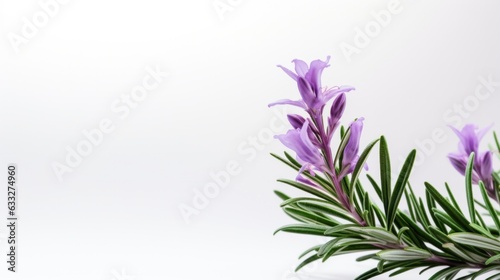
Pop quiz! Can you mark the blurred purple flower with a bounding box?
[269,56,354,115]
[340,118,365,177]
[448,124,494,195]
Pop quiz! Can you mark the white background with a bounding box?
[1,0,500,279]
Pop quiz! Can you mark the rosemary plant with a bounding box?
[270,57,500,279]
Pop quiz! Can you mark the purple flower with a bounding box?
[448,124,494,194]
[328,93,346,140]
[287,114,321,146]
[276,120,325,175]
[287,114,306,129]
[269,57,354,114]
[340,118,364,177]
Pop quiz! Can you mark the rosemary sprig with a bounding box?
[270,56,500,279]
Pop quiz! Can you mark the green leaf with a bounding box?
[405,189,417,221]
[283,207,339,227]
[485,254,500,265]
[475,209,490,234]
[298,244,320,259]
[448,232,500,251]
[317,238,342,257]
[272,153,334,193]
[420,265,440,275]
[379,136,391,214]
[355,260,421,280]
[428,226,453,244]
[427,188,447,233]
[390,265,425,277]
[280,197,327,207]
[442,243,480,264]
[324,224,359,235]
[494,131,500,155]
[362,192,375,226]
[433,210,466,232]
[277,179,339,206]
[479,181,500,233]
[274,190,290,201]
[377,247,432,261]
[297,200,358,224]
[397,212,442,249]
[394,214,427,248]
[318,239,345,261]
[335,127,352,169]
[471,265,500,279]
[426,183,472,231]
[319,237,377,262]
[445,183,463,215]
[371,204,386,228]
[418,197,432,228]
[377,260,385,273]
[356,253,377,262]
[429,266,465,280]
[274,224,330,236]
[387,149,416,231]
[295,253,321,272]
[465,153,476,224]
[346,227,399,244]
[406,185,431,228]
[366,174,382,201]
[469,223,495,239]
[322,244,378,262]
[397,227,409,241]
[280,197,339,223]
[349,138,380,204]
[353,184,364,212]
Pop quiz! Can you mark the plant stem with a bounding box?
[311,112,365,226]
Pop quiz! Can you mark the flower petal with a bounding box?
[277,65,298,81]
[275,121,323,169]
[329,93,346,128]
[450,124,479,155]
[287,114,306,129]
[292,59,309,77]
[305,57,330,94]
[268,99,306,109]
[478,151,493,186]
[297,77,316,107]
[477,124,494,141]
[342,118,364,174]
[323,85,355,103]
[448,153,467,176]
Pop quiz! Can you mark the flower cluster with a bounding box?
[269,57,367,223]
[269,57,359,169]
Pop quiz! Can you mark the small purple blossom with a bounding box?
[269,57,354,115]
[287,114,306,130]
[328,93,346,140]
[287,114,321,146]
[276,120,325,175]
[448,124,495,197]
[340,118,365,177]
